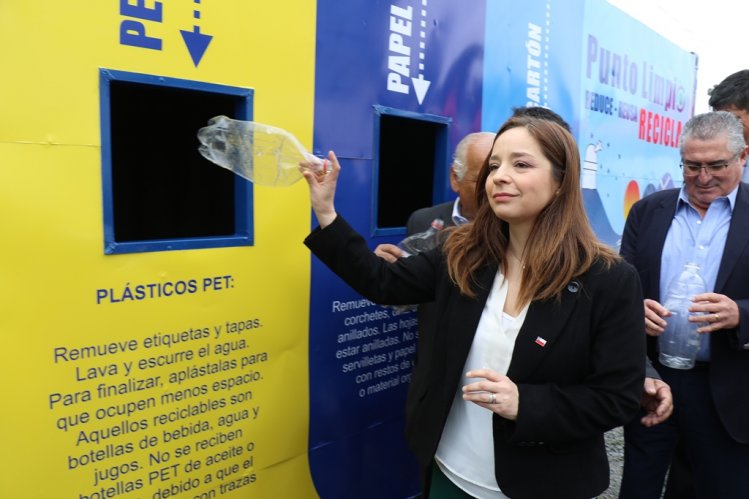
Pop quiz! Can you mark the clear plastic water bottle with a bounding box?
[386,219,445,314]
[197,116,326,187]
[397,218,445,257]
[658,262,707,369]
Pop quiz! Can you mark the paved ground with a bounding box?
[602,426,625,498]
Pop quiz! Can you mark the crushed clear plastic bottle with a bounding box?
[197,115,326,186]
[658,262,707,369]
[385,218,446,314]
[397,218,445,257]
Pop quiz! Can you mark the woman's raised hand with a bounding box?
[300,150,340,228]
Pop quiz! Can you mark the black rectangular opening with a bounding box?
[100,70,253,254]
[375,112,449,229]
[111,83,236,240]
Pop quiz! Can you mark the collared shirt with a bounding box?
[452,198,470,226]
[660,185,738,361]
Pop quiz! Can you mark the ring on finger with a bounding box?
[490,393,496,404]
[714,313,720,322]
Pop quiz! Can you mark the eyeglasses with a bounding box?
[680,156,737,177]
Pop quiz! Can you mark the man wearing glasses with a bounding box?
[619,111,749,498]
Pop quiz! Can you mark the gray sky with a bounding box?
[607,0,748,113]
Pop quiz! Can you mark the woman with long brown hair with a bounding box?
[301,115,645,498]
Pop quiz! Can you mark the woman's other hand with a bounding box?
[463,368,519,420]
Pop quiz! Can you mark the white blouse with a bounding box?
[435,271,529,498]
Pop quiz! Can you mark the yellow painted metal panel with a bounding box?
[0,1,319,497]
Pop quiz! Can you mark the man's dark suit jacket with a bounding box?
[406,200,455,235]
[620,184,749,443]
[306,216,645,498]
[405,201,456,404]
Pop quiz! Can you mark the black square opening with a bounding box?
[109,81,239,242]
[376,113,447,229]
[100,70,253,254]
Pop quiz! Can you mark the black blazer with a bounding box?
[306,216,645,498]
[620,184,749,443]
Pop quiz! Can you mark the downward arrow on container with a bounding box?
[412,75,431,105]
[181,27,213,67]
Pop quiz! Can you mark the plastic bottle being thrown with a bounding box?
[197,115,326,186]
[658,262,707,369]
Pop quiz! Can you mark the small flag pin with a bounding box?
[535,336,547,347]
